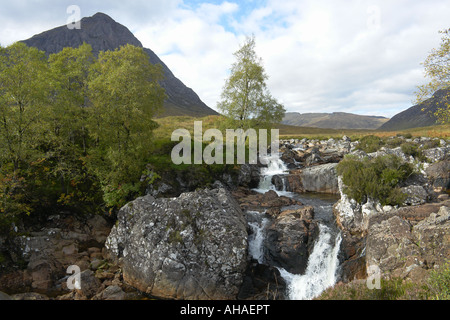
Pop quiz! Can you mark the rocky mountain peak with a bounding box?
[23,12,142,55]
[21,12,218,117]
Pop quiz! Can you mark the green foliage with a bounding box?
[0,42,165,229]
[415,28,450,124]
[0,42,51,171]
[217,36,285,130]
[355,135,384,153]
[86,44,165,208]
[400,142,427,162]
[337,154,414,206]
[317,278,419,300]
[318,261,450,300]
[355,135,440,163]
[427,262,450,300]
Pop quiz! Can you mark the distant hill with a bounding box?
[21,12,218,118]
[379,88,450,131]
[281,112,389,130]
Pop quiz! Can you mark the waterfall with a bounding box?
[247,151,342,300]
[255,153,288,193]
[247,211,270,263]
[278,225,342,300]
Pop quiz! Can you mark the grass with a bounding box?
[317,262,450,300]
[154,115,222,139]
[154,115,450,141]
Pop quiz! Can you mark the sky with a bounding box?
[1,0,449,118]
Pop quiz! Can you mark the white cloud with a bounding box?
[1,0,449,118]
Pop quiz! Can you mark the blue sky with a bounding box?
[1,0,450,118]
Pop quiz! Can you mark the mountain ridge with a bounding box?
[281,112,389,130]
[378,88,449,131]
[21,12,218,118]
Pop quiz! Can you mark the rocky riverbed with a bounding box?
[0,135,448,300]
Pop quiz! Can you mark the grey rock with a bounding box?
[401,185,429,206]
[425,160,450,193]
[105,188,248,300]
[76,270,102,299]
[299,163,339,194]
[271,175,285,191]
[96,285,127,300]
[423,147,450,162]
[238,164,261,188]
[264,207,318,275]
[366,204,450,281]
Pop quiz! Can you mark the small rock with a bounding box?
[90,258,104,270]
[11,292,50,300]
[62,243,78,255]
[96,285,126,300]
[401,185,428,206]
[75,270,102,299]
[437,193,449,201]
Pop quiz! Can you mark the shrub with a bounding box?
[385,137,405,148]
[317,277,422,300]
[356,135,384,153]
[427,262,450,300]
[337,154,414,206]
[317,261,450,300]
[403,133,413,139]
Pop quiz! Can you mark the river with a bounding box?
[248,154,342,300]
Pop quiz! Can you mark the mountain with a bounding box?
[379,88,449,131]
[281,112,389,130]
[21,12,218,118]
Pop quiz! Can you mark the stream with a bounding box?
[248,154,342,300]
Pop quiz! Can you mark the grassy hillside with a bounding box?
[155,115,450,141]
[282,112,389,130]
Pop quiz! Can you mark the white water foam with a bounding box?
[247,211,270,263]
[278,224,342,300]
[255,154,288,192]
[251,152,342,300]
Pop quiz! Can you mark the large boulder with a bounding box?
[299,163,339,194]
[105,188,248,300]
[238,164,261,189]
[232,188,302,214]
[264,206,319,275]
[366,204,450,282]
[425,160,450,193]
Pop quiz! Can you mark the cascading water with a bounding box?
[247,211,270,264]
[278,225,342,300]
[249,153,342,300]
[254,153,288,192]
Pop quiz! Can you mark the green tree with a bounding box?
[48,43,94,154]
[87,44,166,207]
[217,36,285,130]
[47,43,97,197]
[415,28,450,124]
[0,43,55,224]
[0,42,50,172]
